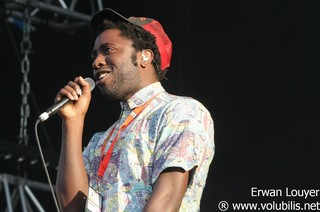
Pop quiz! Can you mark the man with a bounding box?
[55,8,214,211]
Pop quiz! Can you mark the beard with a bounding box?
[99,62,142,101]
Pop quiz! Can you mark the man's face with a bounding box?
[91,29,142,101]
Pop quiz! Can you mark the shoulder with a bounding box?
[160,93,213,121]
[153,93,214,134]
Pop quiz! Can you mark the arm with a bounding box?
[143,167,189,212]
[55,76,92,211]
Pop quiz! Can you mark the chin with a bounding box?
[100,90,118,101]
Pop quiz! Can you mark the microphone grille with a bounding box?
[84,77,95,91]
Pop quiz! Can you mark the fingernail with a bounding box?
[77,88,82,96]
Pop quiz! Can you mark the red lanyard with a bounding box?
[97,95,158,177]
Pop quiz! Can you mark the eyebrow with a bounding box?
[91,43,109,57]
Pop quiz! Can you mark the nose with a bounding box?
[92,54,106,70]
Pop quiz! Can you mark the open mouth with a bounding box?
[94,69,112,84]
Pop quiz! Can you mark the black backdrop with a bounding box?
[1,1,320,211]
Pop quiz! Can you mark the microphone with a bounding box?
[37,77,95,122]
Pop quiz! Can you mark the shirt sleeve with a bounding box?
[151,97,214,184]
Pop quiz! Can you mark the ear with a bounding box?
[140,49,153,67]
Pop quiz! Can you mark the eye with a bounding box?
[91,44,113,61]
[103,46,112,55]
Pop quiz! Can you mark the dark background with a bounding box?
[1,0,320,211]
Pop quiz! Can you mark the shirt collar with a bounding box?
[120,82,165,110]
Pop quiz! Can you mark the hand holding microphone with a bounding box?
[34,76,96,212]
[37,76,95,122]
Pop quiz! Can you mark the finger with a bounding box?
[76,76,92,93]
[67,81,83,97]
[57,84,78,101]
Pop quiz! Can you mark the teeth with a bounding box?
[99,73,107,80]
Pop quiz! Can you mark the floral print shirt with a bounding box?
[83,82,215,211]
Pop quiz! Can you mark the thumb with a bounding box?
[78,76,95,94]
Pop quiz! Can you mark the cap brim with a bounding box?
[89,8,129,37]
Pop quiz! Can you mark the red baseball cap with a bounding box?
[89,8,172,71]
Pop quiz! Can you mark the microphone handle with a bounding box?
[47,97,70,116]
[37,97,70,122]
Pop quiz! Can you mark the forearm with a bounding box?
[56,117,88,211]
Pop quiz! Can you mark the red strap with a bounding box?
[98,128,119,177]
[97,95,158,177]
